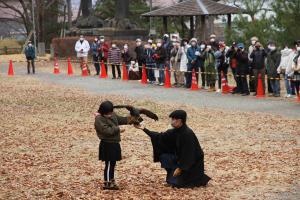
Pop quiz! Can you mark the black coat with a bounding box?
[250,48,267,69]
[236,50,249,75]
[143,124,211,187]
[135,46,145,63]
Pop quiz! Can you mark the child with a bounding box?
[94,101,133,190]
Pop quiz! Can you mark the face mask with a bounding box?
[200,44,205,49]
[100,39,104,42]
[251,40,256,45]
[184,42,188,46]
[191,42,196,46]
[269,46,276,51]
[112,44,116,48]
[80,38,84,41]
[207,45,212,50]
[28,43,32,47]
[136,42,141,46]
[94,39,98,42]
[210,38,215,42]
[297,47,300,51]
[157,43,162,47]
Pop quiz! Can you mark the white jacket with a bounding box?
[178,45,190,72]
[278,48,296,76]
[75,40,90,57]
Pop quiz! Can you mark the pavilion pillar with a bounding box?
[227,14,232,31]
[163,16,168,34]
[199,15,206,41]
[181,16,185,38]
[190,16,194,38]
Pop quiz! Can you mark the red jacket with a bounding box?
[98,42,109,60]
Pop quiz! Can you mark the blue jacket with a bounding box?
[25,46,35,59]
[143,48,155,65]
[91,42,99,56]
[187,46,200,66]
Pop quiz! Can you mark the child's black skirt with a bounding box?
[99,141,121,161]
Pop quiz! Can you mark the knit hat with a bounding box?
[237,43,245,49]
[190,38,197,43]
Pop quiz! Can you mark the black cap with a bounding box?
[169,110,187,123]
[98,101,114,115]
[294,40,300,46]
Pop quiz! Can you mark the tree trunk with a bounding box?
[66,0,72,29]
[81,0,92,17]
[115,0,129,19]
[36,0,45,42]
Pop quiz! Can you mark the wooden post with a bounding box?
[200,15,206,41]
[227,14,232,30]
[190,16,194,38]
[181,16,185,38]
[163,16,168,33]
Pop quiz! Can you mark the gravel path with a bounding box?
[1,62,300,119]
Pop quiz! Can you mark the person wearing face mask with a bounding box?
[250,41,267,95]
[24,41,36,74]
[143,43,156,83]
[226,42,239,93]
[134,110,211,188]
[121,44,133,75]
[170,40,181,87]
[94,101,136,190]
[203,44,216,91]
[177,39,190,87]
[198,41,207,88]
[235,43,250,96]
[292,40,300,98]
[277,45,296,98]
[214,42,229,93]
[108,43,121,79]
[248,36,258,93]
[98,36,109,74]
[75,35,90,73]
[153,39,167,86]
[134,38,145,80]
[208,34,219,51]
[91,37,100,75]
[266,41,281,97]
[186,38,200,88]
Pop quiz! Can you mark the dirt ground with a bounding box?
[0,75,299,200]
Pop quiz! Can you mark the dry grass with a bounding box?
[0,75,299,200]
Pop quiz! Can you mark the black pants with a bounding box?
[217,67,228,89]
[104,161,116,182]
[93,55,100,75]
[27,59,35,74]
[231,68,238,88]
[112,64,121,78]
[237,73,249,94]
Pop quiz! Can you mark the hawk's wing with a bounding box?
[139,108,159,121]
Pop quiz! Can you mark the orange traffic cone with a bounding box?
[191,69,199,90]
[8,60,14,76]
[164,67,171,88]
[53,57,60,74]
[122,63,128,81]
[141,64,147,84]
[81,63,89,76]
[256,74,265,98]
[221,72,231,94]
[67,57,73,76]
[100,60,108,78]
[297,94,300,102]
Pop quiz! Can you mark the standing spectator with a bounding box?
[186,38,200,88]
[266,42,281,97]
[108,43,121,79]
[75,35,90,72]
[24,41,36,74]
[153,39,167,86]
[292,40,300,97]
[248,36,258,92]
[98,36,109,73]
[91,37,100,75]
[121,44,133,74]
[162,34,173,67]
[277,45,296,98]
[198,41,206,88]
[226,42,239,93]
[177,39,190,87]
[203,45,216,91]
[208,34,219,51]
[134,38,144,79]
[236,43,250,96]
[144,42,156,84]
[214,42,228,93]
[170,40,181,87]
[250,42,267,95]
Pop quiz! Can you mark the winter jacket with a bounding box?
[187,46,200,66]
[266,49,281,78]
[94,113,128,143]
[170,46,180,69]
[98,42,109,60]
[214,49,228,70]
[143,48,155,65]
[75,39,90,57]
[91,42,99,56]
[108,47,121,65]
[121,50,133,64]
[278,48,296,77]
[177,45,190,72]
[226,48,238,69]
[25,46,36,59]
[134,45,145,63]
[235,50,249,74]
[250,48,267,69]
[154,47,167,64]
